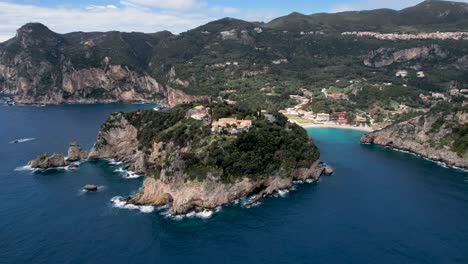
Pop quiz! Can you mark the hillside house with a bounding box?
[212,118,252,134]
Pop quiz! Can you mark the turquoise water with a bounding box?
[1,104,468,263]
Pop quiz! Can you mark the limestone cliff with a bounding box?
[87,112,146,174]
[361,111,468,169]
[364,45,448,67]
[90,104,325,215]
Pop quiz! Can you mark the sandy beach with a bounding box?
[296,122,375,132]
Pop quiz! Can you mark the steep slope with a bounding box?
[0,23,174,104]
[361,106,468,169]
[267,0,468,32]
[0,1,467,111]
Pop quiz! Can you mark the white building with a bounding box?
[315,113,330,122]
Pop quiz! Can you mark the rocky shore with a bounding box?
[128,161,327,215]
[360,112,468,169]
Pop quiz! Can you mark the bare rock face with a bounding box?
[364,45,447,67]
[166,87,209,108]
[28,153,68,169]
[129,162,325,215]
[88,113,145,174]
[67,141,88,162]
[361,113,468,169]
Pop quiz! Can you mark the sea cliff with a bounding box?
[361,110,468,169]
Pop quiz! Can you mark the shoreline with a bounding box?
[362,143,468,172]
[297,122,376,132]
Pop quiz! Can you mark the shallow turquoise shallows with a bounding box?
[1,103,468,264]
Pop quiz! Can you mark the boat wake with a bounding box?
[9,137,35,144]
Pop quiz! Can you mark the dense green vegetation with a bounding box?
[267,0,468,32]
[121,103,319,182]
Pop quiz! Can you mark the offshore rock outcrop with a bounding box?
[67,141,88,162]
[90,104,326,215]
[28,141,88,169]
[28,153,67,169]
[361,111,468,169]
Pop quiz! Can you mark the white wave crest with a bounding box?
[107,159,123,165]
[14,165,36,172]
[10,137,35,144]
[163,209,214,220]
[110,196,154,213]
[123,171,142,179]
[113,167,142,179]
[278,189,289,197]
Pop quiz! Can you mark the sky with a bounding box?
[0,0,464,41]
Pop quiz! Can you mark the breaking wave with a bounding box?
[113,167,142,179]
[110,196,154,213]
[161,208,215,220]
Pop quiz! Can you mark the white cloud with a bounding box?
[125,0,205,10]
[210,6,240,15]
[329,4,356,13]
[0,1,215,41]
[85,5,118,11]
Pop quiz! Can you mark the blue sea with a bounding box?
[1,103,468,264]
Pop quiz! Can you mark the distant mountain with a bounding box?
[267,0,468,32]
[0,0,466,111]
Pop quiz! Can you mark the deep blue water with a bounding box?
[1,104,468,264]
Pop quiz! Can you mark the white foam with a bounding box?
[278,189,289,197]
[107,159,123,165]
[110,196,154,213]
[10,137,35,144]
[14,165,36,172]
[14,164,75,173]
[113,167,142,179]
[123,171,142,179]
[163,209,214,220]
[306,179,315,183]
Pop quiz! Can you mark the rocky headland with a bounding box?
[88,103,328,215]
[361,110,468,169]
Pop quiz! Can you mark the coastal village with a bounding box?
[279,93,375,131]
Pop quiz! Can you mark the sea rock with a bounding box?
[67,141,88,161]
[324,165,334,175]
[83,184,98,192]
[28,153,67,169]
